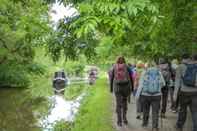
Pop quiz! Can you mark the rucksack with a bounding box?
[182,64,197,88]
[114,63,129,85]
[159,64,171,85]
[142,68,161,95]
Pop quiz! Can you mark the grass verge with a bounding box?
[71,77,113,131]
[64,83,87,100]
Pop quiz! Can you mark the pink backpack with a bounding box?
[114,64,129,84]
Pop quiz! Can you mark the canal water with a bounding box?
[0,88,45,131]
[0,84,86,131]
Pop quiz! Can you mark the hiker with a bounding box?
[128,63,136,92]
[128,63,137,81]
[110,56,133,126]
[174,54,197,131]
[108,64,114,85]
[134,62,145,119]
[136,61,165,131]
[169,60,179,112]
[158,58,171,118]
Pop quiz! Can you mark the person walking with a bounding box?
[174,54,197,131]
[134,63,145,119]
[158,58,172,118]
[136,61,165,131]
[110,56,133,126]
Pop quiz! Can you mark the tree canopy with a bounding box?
[47,0,196,62]
[0,0,51,86]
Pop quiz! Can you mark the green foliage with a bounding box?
[53,121,73,131]
[26,63,46,75]
[46,0,161,60]
[47,0,196,61]
[27,75,53,98]
[71,78,113,131]
[0,0,52,87]
[0,63,29,87]
[64,84,86,100]
[64,61,85,77]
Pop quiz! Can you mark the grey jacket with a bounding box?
[173,60,197,101]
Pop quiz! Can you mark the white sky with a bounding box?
[50,1,77,23]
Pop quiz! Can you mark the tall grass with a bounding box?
[71,78,113,131]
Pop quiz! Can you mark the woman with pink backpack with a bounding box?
[110,56,134,126]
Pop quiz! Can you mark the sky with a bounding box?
[50,1,77,24]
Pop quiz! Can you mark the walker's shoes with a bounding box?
[123,119,128,125]
[136,115,141,120]
[142,123,148,128]
[152,128,159,131]
[117,121,122,127]
[175,126,183,131]
[172,110,177,113]
[176,128,183,131]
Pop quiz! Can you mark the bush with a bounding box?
[0,63,29,87]
[53,121,73,131]
[64,61,85,77]
[64,84,86,100]
[26,63,46,75]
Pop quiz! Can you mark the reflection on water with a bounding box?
[0,87,85,131]
[40,93,85,131]
[0,88,44,131]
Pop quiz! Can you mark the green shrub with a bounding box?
[26,63,46,75]
[64,61,85,77]
[64,84,86,100]
[53,121,73,131]
[0,63,29,87]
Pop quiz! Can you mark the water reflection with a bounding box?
[0,84,86,131]
[40,93,85,131]
[0,88,43,131]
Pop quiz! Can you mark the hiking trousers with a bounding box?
[141,95,161,128]
[161,86,169,114]
[136,97,142,114]
[176,92,197,131]
[115,93,128,123]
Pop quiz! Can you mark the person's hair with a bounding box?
[147,61,157,67]
[159,58,168,64]
[116,56,126,64]
[192,54,197,61]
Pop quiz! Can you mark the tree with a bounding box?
[47,0,196,61]
[47,0,161,61]
[0,0,51,87]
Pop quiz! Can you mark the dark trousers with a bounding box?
[161,87,169,114]
[115,93,128,123]
[141,95,161,128]
[136,97,142,114]
[176,92,197,131]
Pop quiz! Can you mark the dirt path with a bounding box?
[112,96,192,131]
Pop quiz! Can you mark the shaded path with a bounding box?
[112,96,192,131]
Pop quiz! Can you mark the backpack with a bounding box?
[159,64,171,85]
[142,68,161,95]
[114,63,129,85]
[182,64,197,88]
